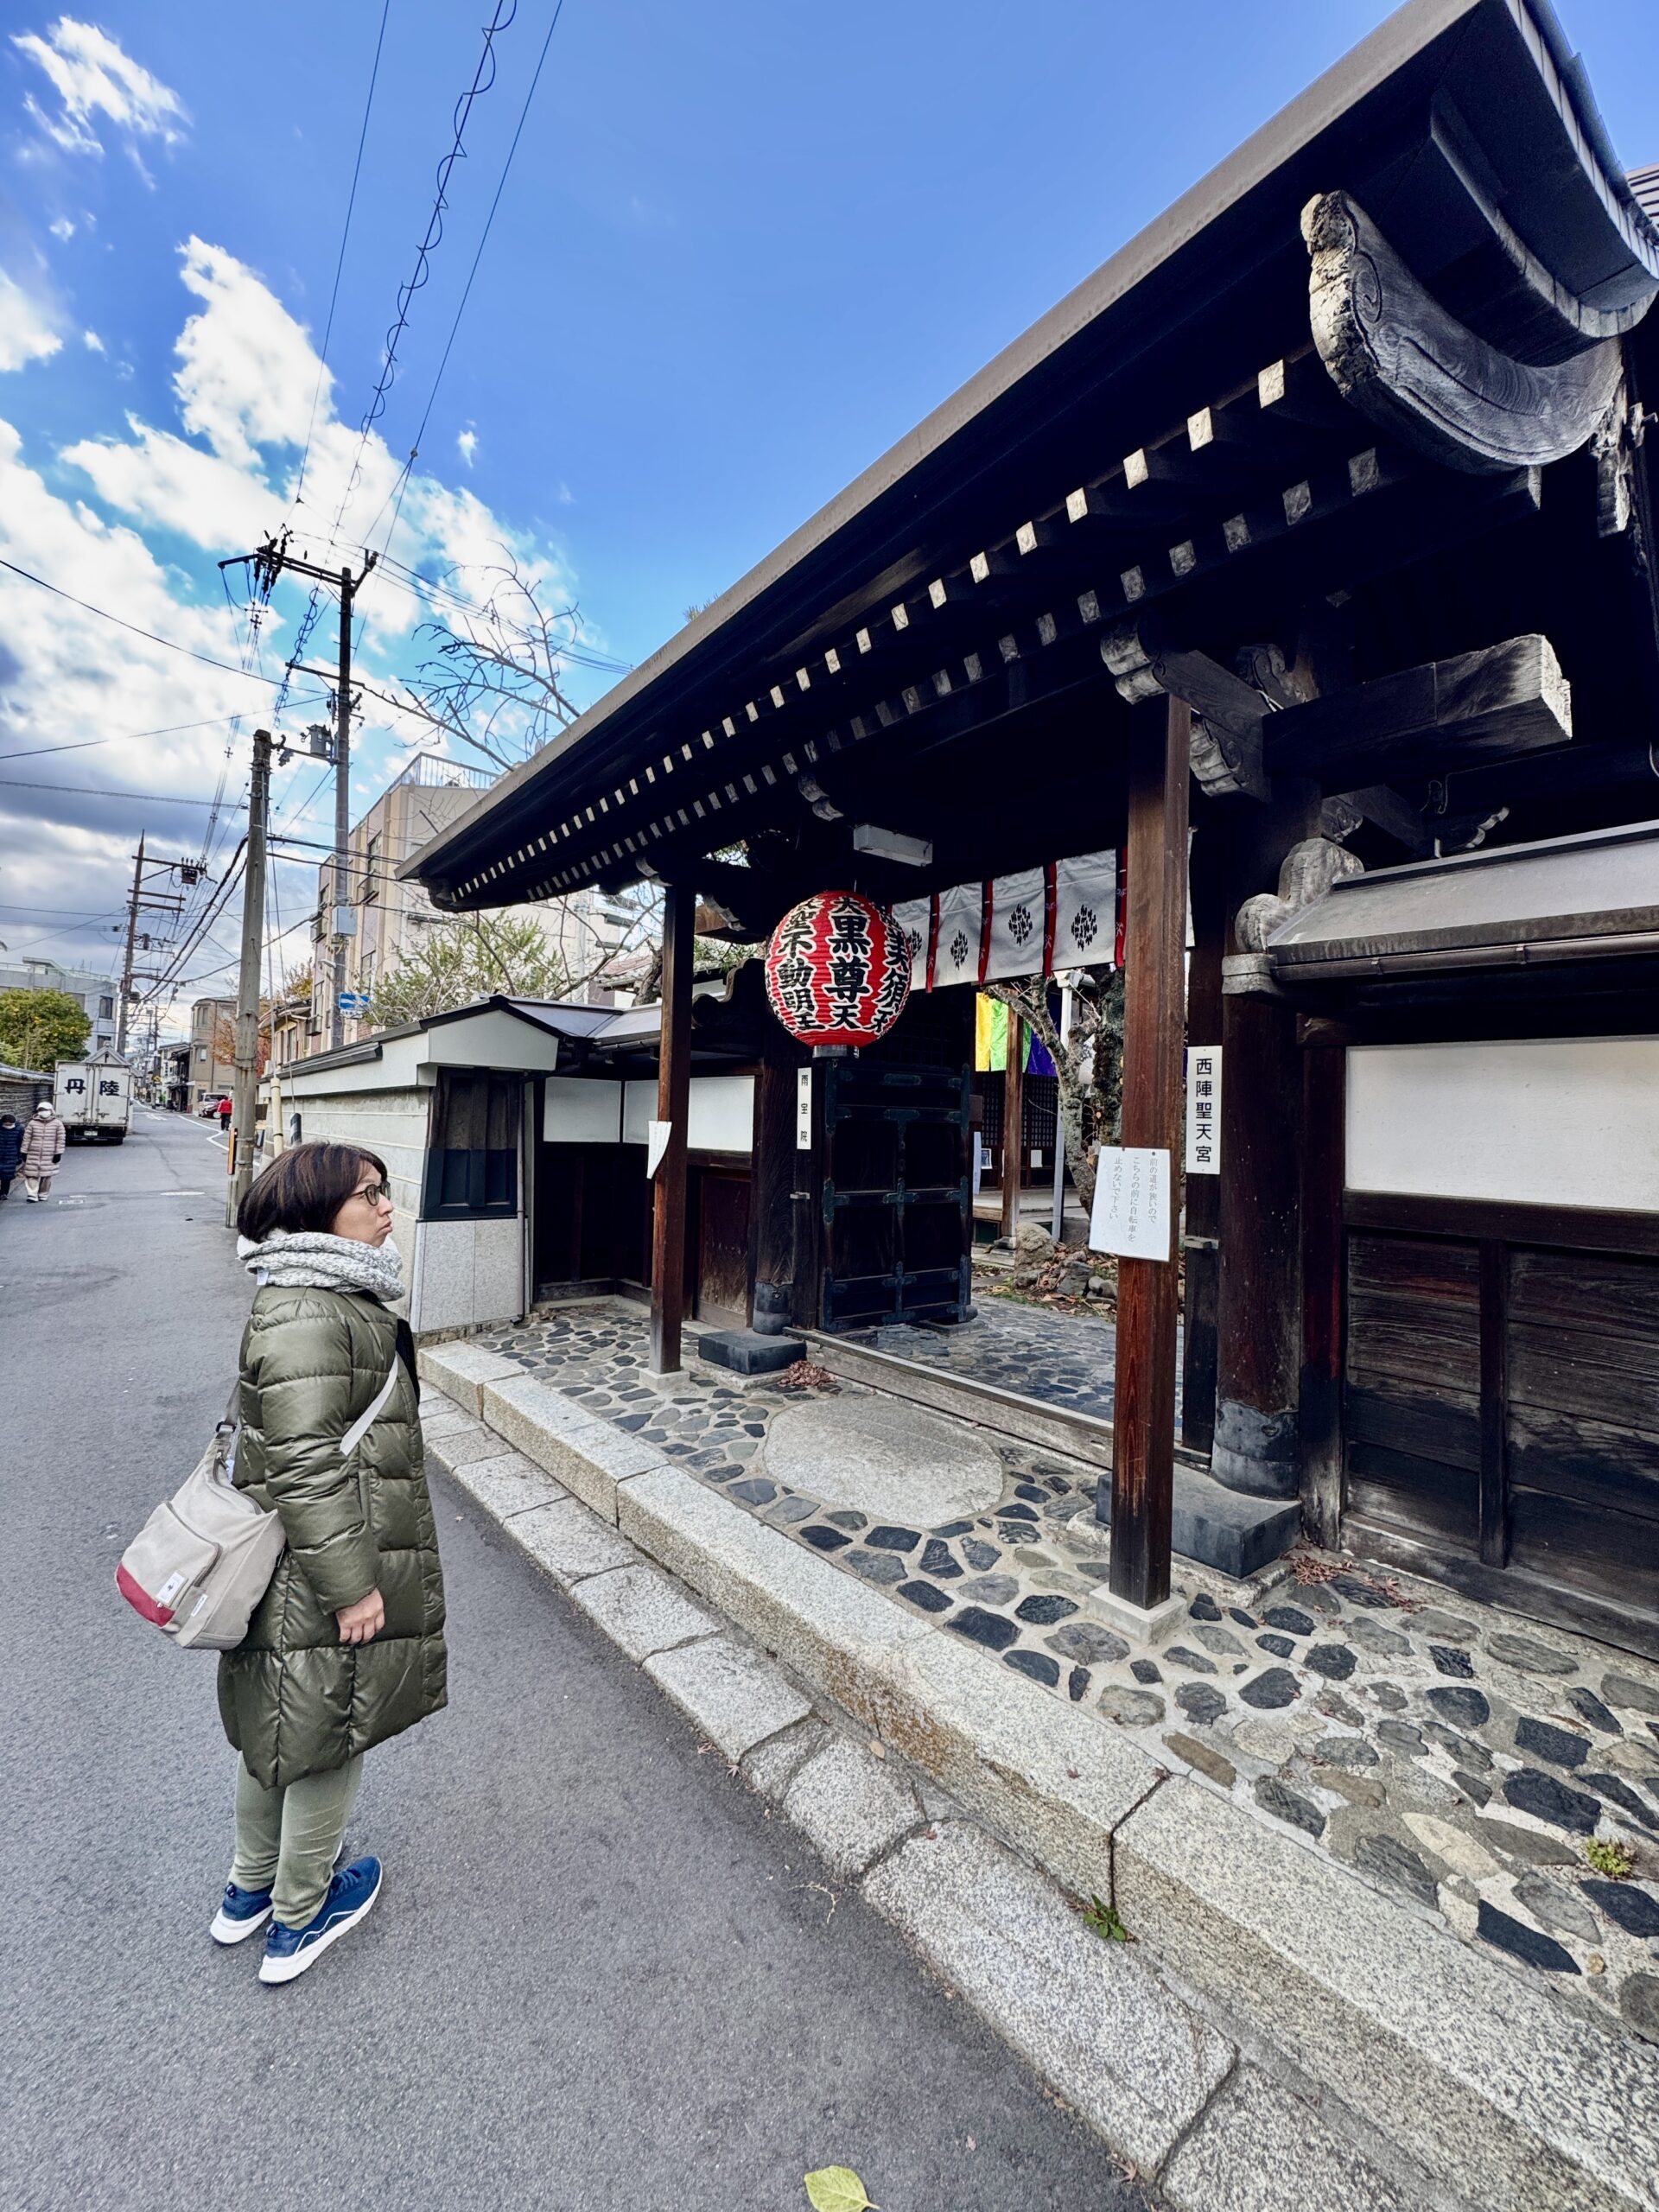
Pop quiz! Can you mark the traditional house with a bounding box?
[403,0,1659,1660]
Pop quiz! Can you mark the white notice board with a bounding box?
[1185,1046,1222,1175]
[796,1066,812,1150]
[1090,1146,1173,1262]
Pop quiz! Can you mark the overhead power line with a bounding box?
[0,556,296,686]
[293,0,394,512]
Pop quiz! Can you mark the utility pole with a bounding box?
[226,728,272,1228]
[115,842,194,1058]
[218,534,378,1052]
[332,564,356,1050]
[116,833,145,1058]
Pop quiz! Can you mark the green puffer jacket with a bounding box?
[217,1285,447,1788]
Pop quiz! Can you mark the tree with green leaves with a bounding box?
[369,912,573,1030]
[0,988,92,1072]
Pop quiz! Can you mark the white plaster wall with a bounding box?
[543,1077,623,1141]
[1345,1035,1659,1210]
[621,1074,753,1154]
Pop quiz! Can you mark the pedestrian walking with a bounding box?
[21,1102,64,1201]
[0,1112,22,1199]
[218,1096,232,1135]
[213,1141,446,1985]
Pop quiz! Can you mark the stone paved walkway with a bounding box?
[477,1298,1659,2045]
[843,1295,1123,1421]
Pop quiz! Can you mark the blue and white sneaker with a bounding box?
[210,1880,274,1946]
[257,1856,382,1985]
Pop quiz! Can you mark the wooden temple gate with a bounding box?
[410,0,1659,1652]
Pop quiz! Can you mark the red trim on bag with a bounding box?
[116,1561,174,1626]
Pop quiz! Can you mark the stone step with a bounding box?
[1172,1462,1303,1580]
[422,1338,1659,2212]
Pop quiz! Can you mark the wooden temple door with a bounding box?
[817,1060,972,1331]
[696,1168,752,1330]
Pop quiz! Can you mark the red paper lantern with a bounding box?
[763,890,912,1052]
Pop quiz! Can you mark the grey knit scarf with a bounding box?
[237,1229,404,1305]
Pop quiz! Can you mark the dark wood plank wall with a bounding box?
[1505,1245,1659,1613]
[1342,1211,1659,1621]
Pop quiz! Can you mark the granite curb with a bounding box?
[417,1344,1659,2212]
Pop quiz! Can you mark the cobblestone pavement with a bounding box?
[480,1300,1659,2044]
[843,1298,1122,1421]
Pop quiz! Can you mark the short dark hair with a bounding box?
[237,1140,389,1243]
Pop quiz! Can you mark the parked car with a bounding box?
[198,1094,232,1120]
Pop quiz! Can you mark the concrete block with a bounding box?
[1172,1465,1301,1580]
[480,1373,607,1482]
[619,1467,933,1726]
[1160,2066,1413,2212]
[425,1420,513,1469]
[442,1448,566,1522]
[865,1823,1232,2172]
[698,1329,805,1375]
[782,1739,920,1877]
[416,1401,472,1440]
[567,1562,718,1662]
[645,1636,814,1762]
[552,1421,671,1525]
[1114,1777,1659,2212]
[416,1339,521,1417]
[866,1633,1162,1905]
[741,1719,830,1803]
[507,1497,639,1588]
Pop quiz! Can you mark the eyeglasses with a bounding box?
[353,1181,392,1207]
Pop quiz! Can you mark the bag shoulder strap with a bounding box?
[339,1363,400,1461]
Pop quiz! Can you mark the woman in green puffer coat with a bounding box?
[213,1140,446,1985]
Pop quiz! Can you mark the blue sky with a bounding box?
[0,0,1654,1013]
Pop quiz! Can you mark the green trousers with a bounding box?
[229,1753,364,1929]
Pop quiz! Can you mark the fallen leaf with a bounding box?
[804,2166,878,2212]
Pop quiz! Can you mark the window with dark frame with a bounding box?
[423,1068,520,1218]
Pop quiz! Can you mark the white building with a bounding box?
[0,956,120,1055]
[301,753,639,1053]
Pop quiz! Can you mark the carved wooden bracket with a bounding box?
[1236,836,1364,952]
[1302,189,1624,476]
[1101,620,1271,802]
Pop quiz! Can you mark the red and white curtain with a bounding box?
[899,848,1118,988]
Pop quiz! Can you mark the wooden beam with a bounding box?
[1324,783,1431,858]
[1264,633,1570,786]
[1304,191,1624,474]
[649,880,695,1374]
[1000,1011,1025,1241]
[1107,694,1190,1611]
[1102,620,1270,801]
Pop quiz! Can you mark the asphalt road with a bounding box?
[0,1109,1156,2212]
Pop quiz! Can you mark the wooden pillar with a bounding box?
[1180,824,1226,1458]
[1212,973,1304,1496]
[999,1010,1025,1240]
[1108,695,1190,1611]
[649,881,694,1374]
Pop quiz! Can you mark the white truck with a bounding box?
[54,1054,132,1144]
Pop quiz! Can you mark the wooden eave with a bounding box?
[404,0,1658,924]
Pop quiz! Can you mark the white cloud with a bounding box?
[457,426,477,468]
[3,233,598,1001]
[81,327,103,352]
[0,268,61,371]
[12,17,187,161]
[48,215,75,241]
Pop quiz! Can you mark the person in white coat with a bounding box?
[21,1103,65,1200]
